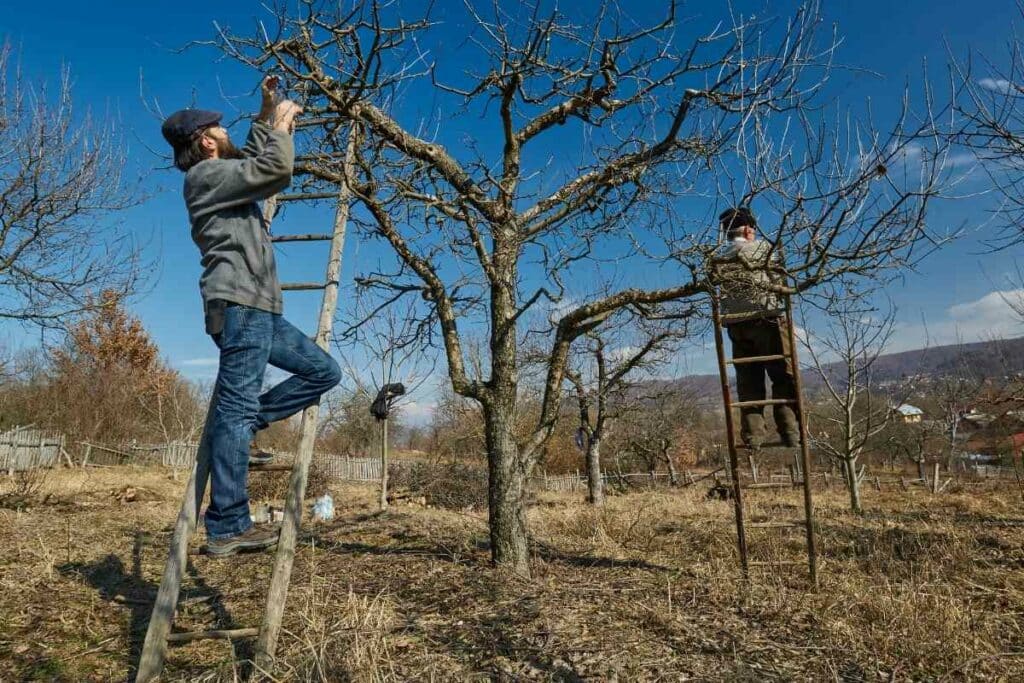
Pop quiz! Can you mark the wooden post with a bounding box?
[874,476,881,492]
[9,428,18,477]
[256,126,356,671]
[932,462,940,495]
[379,419,389,511]
[81,443,92,468]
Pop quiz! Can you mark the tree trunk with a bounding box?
[845,456,862,513]
[665,449,680,486]
[917,458,927,481]
[484,399,530,577]
[586,437,604,506]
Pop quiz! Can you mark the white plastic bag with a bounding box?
[312,493,334,521]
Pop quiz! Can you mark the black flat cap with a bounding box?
[719,206,757,231]
[161,109,222,147]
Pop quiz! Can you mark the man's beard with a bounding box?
[217,138,244,159]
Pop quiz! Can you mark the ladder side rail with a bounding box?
[710,293,749,575]
[255,125,357,668]
[136,393,217,682]
[783,292,818,585]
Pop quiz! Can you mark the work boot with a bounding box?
[773,406,800,446]
[206,525,280,557]
[249,448,274,467]
[740,411,766,450]
[780,431,801,448]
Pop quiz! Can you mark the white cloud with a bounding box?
[978,78,1015,94]
[943,150,980,170]
[947,289,1024,337]
[399,400,436,424]
[179,357,219,367]
[605,344,641,363]
[889,289,1024,352]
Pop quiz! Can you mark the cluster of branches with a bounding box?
[203,0,956,574]
[0,42,145,328]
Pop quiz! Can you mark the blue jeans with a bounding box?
[204,304,341,539]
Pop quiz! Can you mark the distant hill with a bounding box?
[667,336,1024,401]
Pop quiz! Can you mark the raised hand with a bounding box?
[273,99,303,133]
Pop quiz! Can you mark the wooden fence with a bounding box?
[313,453,385,481]
[537,471,683,493]
[77,441,199,469]
[0,426,66,472]
[73,441,391,482]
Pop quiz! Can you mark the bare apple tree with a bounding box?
[205,1,954,575]
[0,43,143,328]
[801,289,903,513]
[563,314,687,505]
[337,298,432,511]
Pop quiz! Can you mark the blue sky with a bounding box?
[3,0,1023,419]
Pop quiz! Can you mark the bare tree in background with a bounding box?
[802,290,902,513]
[0,43,143,328]
[615,384,705,487]
[931,348,983,470]
[207,1,954,575]
[563,315,686,505]
[338,299,431,511]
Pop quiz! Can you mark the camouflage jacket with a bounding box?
[712,239,784,325]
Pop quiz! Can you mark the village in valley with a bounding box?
[1,1,1023,681]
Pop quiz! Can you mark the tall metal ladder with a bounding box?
[709,289,818,584]
[136,129,357,682]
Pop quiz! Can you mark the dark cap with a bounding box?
[719,206,757,232]
[161,109,222,147]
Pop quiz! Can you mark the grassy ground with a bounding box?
[0,466,1021,681]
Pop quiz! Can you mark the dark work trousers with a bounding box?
[725,316,800,447]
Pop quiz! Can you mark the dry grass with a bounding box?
[0,466,1022,681]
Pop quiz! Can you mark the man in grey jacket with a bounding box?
[713,207,800,450]
[162,78,341,556]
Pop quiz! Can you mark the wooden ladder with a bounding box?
[136,129,357,682]
[709,290,818,584]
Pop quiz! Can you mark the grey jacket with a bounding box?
[184,121,294,314]
[713,239,784,325]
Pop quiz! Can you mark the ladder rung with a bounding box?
[276,192,339,202]
[718,311,784,322]
[167,627,258,643]
[271,233,334,243]
[743,482,793,489]
[249,464,293,472]
[282,282,329,291]
[739,441,798,449]
[731,398,798,408]
[748,521,804,528]
[728,354,788,365]
[748,560,805,566]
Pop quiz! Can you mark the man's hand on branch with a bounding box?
[257,75,279,123]
[274,100,303,133]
